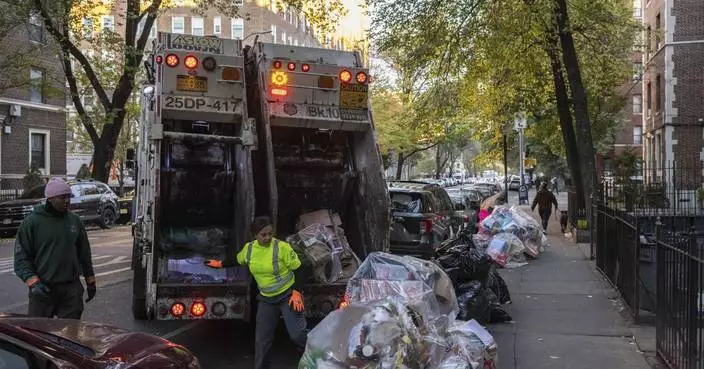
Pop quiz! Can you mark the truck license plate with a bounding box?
[2,218,11,225]
[120,209,128,214]
[163,95,240,113]
[176,75,208,92]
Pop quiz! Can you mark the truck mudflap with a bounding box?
[302,283,346,318]
[155,284,250,320]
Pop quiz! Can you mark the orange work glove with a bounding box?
[204,259,223,268]
[289,290,304,312]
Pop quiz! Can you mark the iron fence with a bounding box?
[656,225,704,369]
[599,161,704,216]
[594,203,645,321]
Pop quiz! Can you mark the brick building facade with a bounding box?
[0,13,67,190]
[642,0,704,189]
[598,0,646,176]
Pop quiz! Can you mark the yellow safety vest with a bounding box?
[236,239,301,297]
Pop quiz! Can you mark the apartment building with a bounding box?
[0,12,67,189]
[642,0,704,187]
[598,0,646,176]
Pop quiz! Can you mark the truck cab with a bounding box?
[245,42,390,317]
[132,33,256,320]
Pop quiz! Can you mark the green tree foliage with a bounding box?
[369,0,638,203]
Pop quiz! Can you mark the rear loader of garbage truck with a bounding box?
[132,33,257,320]
[245,42,390,317]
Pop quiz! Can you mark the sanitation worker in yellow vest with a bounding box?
[205,216,308,369]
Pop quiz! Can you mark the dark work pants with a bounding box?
[254,291,308,369]
[27,279,84,319]
[539,208,552,231]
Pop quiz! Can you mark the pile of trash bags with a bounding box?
[299,252,498,369]
[287,210,361,284]
[435,231,513,325]
[476,205,549,266]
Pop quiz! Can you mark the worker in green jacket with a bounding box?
[205,216,308,369]
[14,178,97,319]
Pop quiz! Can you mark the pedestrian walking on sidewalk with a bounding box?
[205,216,308,369]
[14,178,97,319]
[531,182,559,232]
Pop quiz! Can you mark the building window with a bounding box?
[281,32,286,44]
[29,130,49,172]
[29,68,44,103]
[231,18,244,39]
[271,25,277,43]
[633,126,643,145]
[270,0,276,12]
[632,94,642,114]
[646,26,651,57]
[214,16,222,35]
[137,18,158,41]
[655,74,661,112]
[655,13,661,50]
[233,0,243,5]
[288,35,292,45]
[172,16,185,34]
[633,0,641,18]
[83,17,93,38]
[192,17,204,36]
[646,82,651,114]
[101,15,114,33]
[28,11,44,43]
[632,62,642,82]
[294,39,299,46]
[293,9,298,28]
[83,91,94,107]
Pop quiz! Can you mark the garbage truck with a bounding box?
[244,42,390,317]
[131,33,257,320]
[132,33,389,321]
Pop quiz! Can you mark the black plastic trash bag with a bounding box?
[485,268,512,304]
[456,281,491,324]
[460,248,493,283]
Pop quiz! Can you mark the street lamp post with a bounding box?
[502,123,511,200]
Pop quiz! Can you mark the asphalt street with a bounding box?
[0,225,301,369]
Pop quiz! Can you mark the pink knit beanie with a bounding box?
[44,178,71,199]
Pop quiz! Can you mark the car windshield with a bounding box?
[19,186,46,199]
[390,191,423,213]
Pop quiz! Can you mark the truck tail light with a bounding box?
[202,56,216,71]
[271,88,288,96]
[355,71,368,84]
[184,55,198,69]
[171,303,185,317]
[211,302,226,316]
[271,71,288,86]
[339,70,352,83]
[273,60,282,69]
[155,55,163,64]
[191,302,206,317]
[165,53,179,67]
[287,62,296,71]
[301,63,310,72]
[339,294,350,309]
[420,219,433,234]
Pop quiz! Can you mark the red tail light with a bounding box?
[191,302,206,317]
[287,62,296,71]
[170,303,185,317]
[338,294,350,309]
[420,219,433,234]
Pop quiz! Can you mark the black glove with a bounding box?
[85,283,96,302]
[29,282,50,300]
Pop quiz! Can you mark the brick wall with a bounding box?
[0,12,67,190]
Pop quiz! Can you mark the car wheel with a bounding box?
[99,207,116,229]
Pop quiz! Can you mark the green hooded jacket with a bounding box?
[14,203,94,284]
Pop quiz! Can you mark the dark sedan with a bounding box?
[0,315,200,368]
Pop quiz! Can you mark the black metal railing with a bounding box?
[594,203,644,321]
[656,225,704,369]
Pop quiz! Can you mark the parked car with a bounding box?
[446,188,477,229]
[475,182,502,195]
[388,181,464,259]
[0,180,119,235]
[0,314,201,368]
[508,178,521,191]
[460,188,483,211]
[117,189,135,224]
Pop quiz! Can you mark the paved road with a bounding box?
[0,226,300,368]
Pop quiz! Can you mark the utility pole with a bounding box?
[515,114,529,205]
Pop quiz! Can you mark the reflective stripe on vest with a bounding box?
[245,239,294,294]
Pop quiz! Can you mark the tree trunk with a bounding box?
[395,153,406,180]
[554,0,596,207]
[546,40,586,210]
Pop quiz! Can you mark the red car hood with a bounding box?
[2,317,194,367]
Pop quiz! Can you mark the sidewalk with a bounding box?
[489,194,651,369]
